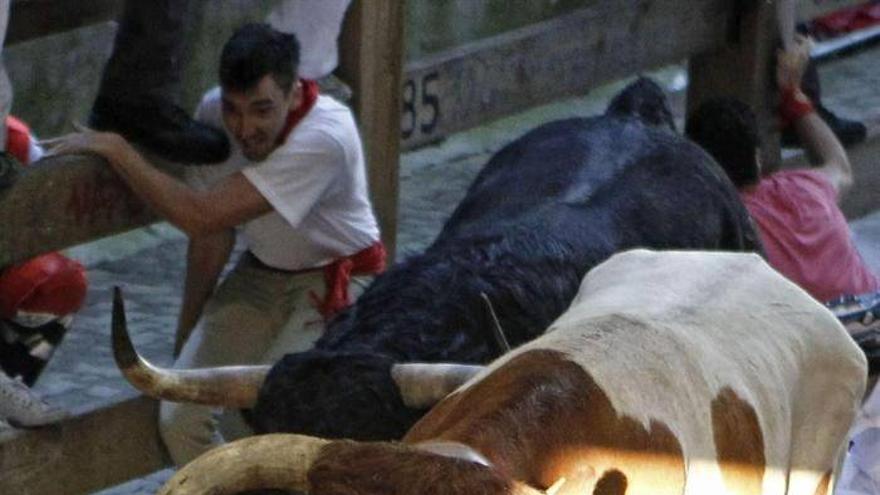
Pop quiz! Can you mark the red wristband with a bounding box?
[779,86,815,128]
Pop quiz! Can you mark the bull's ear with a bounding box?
[390,363,485,408]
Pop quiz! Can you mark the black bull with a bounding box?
[247,79,763,440]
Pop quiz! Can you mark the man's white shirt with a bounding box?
[187,87,379,270]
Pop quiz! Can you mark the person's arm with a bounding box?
[776,0,796,50]
[175,228,235,356]
[791,110,853,196]
[778,35,853,197]
[46,129,273,236]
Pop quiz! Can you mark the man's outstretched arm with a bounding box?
[46,128,272,236]
[778,35,853,197]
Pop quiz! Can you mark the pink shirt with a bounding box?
[741,169,879,302]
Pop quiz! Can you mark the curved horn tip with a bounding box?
[111,286,138,369]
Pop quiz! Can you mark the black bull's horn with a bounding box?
[112,287,486,408]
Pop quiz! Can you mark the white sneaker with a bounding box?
[0,372,67,428]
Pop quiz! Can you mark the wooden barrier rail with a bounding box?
[0,154,172,268]
[400,1,733,150]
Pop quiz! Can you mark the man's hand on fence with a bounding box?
[41,123,131,165]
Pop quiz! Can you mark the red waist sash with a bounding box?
[310,241,386,320]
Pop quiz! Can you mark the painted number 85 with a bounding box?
[402,72,440,140]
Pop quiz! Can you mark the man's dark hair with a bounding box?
[685,97,761,188]
[219,23,300,93]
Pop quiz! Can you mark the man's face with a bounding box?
[221,75,301,161]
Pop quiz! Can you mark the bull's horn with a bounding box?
[112,287,270,408]
[158,433,330,495]
[391,363,485,408]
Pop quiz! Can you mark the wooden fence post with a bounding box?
[687,0,781,171]
[337,0,406,261]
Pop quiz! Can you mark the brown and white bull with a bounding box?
[118,250,866,494]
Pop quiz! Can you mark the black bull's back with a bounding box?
[252,113,762,440]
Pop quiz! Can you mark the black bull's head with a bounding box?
[113,78,762,441]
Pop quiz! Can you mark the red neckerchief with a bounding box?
[310,242,387,321]
[276,79,319,145]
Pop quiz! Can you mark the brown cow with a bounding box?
[118,250,866,494]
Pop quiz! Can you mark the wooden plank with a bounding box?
[797,0,869,23]
[337,0,406,260]
[0,153,179,268]
[687,0,782,172]
[6,0,122,45]
[0,394,167,495]
[399,0,732,150]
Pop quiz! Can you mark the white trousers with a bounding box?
[159,253,369,465]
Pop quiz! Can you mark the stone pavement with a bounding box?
[2,46,878,494]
